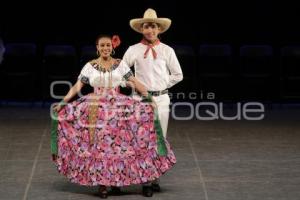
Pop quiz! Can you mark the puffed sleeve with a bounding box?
[77,62,94,84]
[116,60,134,81]
[122,46,135,67]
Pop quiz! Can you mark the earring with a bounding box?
[96,50,100,57]
[111,49,115,56]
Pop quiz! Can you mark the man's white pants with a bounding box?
[148,94,170,185]
[152,94,170,138]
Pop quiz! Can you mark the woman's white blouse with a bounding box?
[78,60,133,88]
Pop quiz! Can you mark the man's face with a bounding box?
[141,22,161,43]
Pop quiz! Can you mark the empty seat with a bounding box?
[199,44,232,75]
[1,43,38,101]
[239,45,277,101]
[240,45,273,76]
[198,44,235,101]
[42,45,77,101]
[170,44,196,102]
[280,45,300,100]
[80,45,97,67]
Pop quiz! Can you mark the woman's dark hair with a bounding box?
[95,34,112,44]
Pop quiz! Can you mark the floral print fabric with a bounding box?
[54,89,176,186]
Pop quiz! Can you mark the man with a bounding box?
[123,8,183,197]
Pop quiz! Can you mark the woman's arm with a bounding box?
[53,80,85,112]
[127,76,148,97]
[62,80,85,102]
[127,76,157,109]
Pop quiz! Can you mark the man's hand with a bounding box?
[126,80,135,88]
[141,91,148,97]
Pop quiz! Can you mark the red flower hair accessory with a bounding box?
[112,35,121,49]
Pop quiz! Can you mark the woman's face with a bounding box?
[96,37,112,58]
[141,22,161,43]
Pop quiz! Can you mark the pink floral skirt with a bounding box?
[54,89,176,186]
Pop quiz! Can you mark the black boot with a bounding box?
[142,185,153,197]
[152,183,161,192]
[111,186,121,195]
[99,185,108,199]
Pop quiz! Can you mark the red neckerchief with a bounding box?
[140,39,160,59]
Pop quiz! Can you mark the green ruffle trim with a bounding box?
[50,111,58,155]
[154,108,168,156]
[143,94,168,156]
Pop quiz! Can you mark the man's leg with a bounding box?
[153,94,170,138]
[141,94,170,195]
[151,178,161,192]
[151,94,170,192]
[142,182,153,197]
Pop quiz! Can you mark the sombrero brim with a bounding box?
[130,18,171,34]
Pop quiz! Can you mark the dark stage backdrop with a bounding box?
[1,0,300,103]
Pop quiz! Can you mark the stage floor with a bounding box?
[0,107,300,200]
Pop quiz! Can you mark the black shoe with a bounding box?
[142,186,153,197]
[99,185,108,199]
[111,186,121,195]
[152,183,161,192]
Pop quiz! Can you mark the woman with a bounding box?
[51,34,176,198]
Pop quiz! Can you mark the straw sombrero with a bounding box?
[130,8,171,34]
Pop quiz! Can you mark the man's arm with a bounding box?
[167,48,183,88]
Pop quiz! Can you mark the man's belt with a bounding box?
[148,89,168,96]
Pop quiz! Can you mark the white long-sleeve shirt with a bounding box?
[123,42,183,91]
